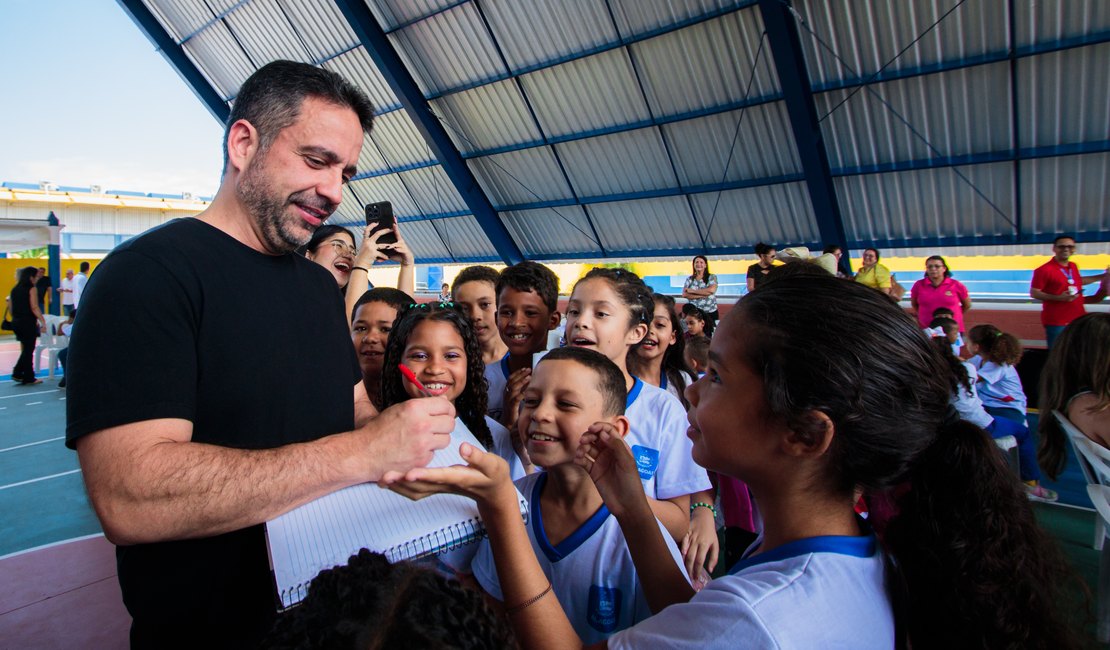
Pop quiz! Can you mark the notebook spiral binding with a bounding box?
[277,519,488,608]
[386,517,484,563]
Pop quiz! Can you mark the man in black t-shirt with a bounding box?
[34,266,51,312]
[65,61,456,649]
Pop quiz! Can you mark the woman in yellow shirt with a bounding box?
[855,248,896,297]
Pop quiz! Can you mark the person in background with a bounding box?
[911,255,972,331]
[822,244,850,278]
[58,269,76,316]
[681,303,713,339]
[630,293,696,409]
[683,255,719,326]
[439,282,452,302]
[298,224,357,288]
[854,248,897,298]
[683,335,710,376]
[73,261,90,311]
[9,266,46,385]
[1030,235,1108,348]
[35,266,51,313]
[1038,313,1110,475]
[452,266,507,365]
[349,287,415,412]
[745,244,776,292]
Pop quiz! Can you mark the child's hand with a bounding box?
[682,508,719,586]
[501,368,531,427]
[575,422,644,517]
[381,443,514,507]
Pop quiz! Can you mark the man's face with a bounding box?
[65,270,73,280]
[1053,238,1076,262]
[237,97,363,254]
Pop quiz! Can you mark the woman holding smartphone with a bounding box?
[344,221,415,326]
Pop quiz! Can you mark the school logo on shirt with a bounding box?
[587,585,622,633]
[630,445,659,480]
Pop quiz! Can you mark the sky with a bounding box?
[0,0,223,196]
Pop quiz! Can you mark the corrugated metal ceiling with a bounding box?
[128,0,1110,264]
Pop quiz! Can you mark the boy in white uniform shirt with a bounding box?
[471,347,688,643]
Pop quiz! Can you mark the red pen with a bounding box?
[398,364,432,397]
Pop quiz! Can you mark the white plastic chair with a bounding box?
[34,314,69,379]
[1057,410,1110,643]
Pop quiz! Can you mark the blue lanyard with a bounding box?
[1060,265,1074,284]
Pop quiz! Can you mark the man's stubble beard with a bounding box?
[239,152,314,255]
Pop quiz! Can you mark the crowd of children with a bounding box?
[277,251,1092,647]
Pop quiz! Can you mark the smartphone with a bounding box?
[364,201,397,245]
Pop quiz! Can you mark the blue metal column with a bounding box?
[116,0,230,123]
[757,0,849,258]
[333,0,526,265]
[47,212,61,316]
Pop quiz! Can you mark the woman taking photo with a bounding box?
[683,255,719,325]
[911,255,972,331]
[8,266,46,385]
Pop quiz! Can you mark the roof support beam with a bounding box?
[116,0,230,124]
[757,0,848,257]
[333,0,524,265]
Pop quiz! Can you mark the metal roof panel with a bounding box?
[1022,153,1110,237]
[430,80,541,154]
[502,206,601,257]
[586,197,702,252]
[182,23,256,99]
[144,0,214,42]
[1018,43,1110,148]
[350,175,420,217]
[482,0,617,71]
[323,47,401,111]
[222,0,315,66]
[664,102,800,185]
[556,128,678,197]
[520,48,650,138]
[389,3,506,96]
[609,0,748,37]
[399,166,468,214]
[689,182,819,247]
[280,0,359,61]
[370,111,436,168]
[633,9,778,117]
[467,147,573,207]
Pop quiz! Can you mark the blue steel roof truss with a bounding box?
[333,0,525,265]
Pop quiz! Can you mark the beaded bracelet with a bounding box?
[690,502,717,518]
[352,266,370,273]
[505,583,552,615]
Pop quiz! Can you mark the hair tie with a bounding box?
[994,330,1003,338]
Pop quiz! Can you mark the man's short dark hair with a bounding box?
[1053,235,1076,246]
[537,347,626,417]
[222,60,376,171]
[496,261,559,313]
[452,265,500,297]
[79,261,90,272]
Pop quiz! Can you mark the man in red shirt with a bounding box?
[1030,236,1108,347]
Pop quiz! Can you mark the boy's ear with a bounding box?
[547,310,561,331]
[780,410,835,458]
[609,415,631,439]
[225,119,260,175]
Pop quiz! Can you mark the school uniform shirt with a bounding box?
[609,534,893,649]
[1031,259,1087,326]
[976,361,1027,415]
[625,378,712,499]
[484,353,510,421]
[952,362,994,430]
[659,370,695,406]
[472,472,689,644]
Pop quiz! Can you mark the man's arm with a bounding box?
[76,398,455,546]
[1030,287,1072,302]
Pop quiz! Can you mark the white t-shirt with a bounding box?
[976,361,1027,415]
[60,276,76,306]
[484,353,510,421]
[73,272,88,308]
[952,362,993,429]
[625,378,711,499]
[473,472,689,644]
[487,415,527,482]
[610,534,893,649]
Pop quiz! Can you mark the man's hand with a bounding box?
[382,443,517,511]
[358,397,456,482]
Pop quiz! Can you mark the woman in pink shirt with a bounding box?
[911,255,972,331]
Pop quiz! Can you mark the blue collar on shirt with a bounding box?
[659,373,668,391]
[728,533,878,575]
[626,376,644,409]
[499,352,511,380]
[530,473,611,562]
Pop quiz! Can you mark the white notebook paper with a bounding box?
[266,418,528,609]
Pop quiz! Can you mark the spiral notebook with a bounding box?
[265,418,528,610]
